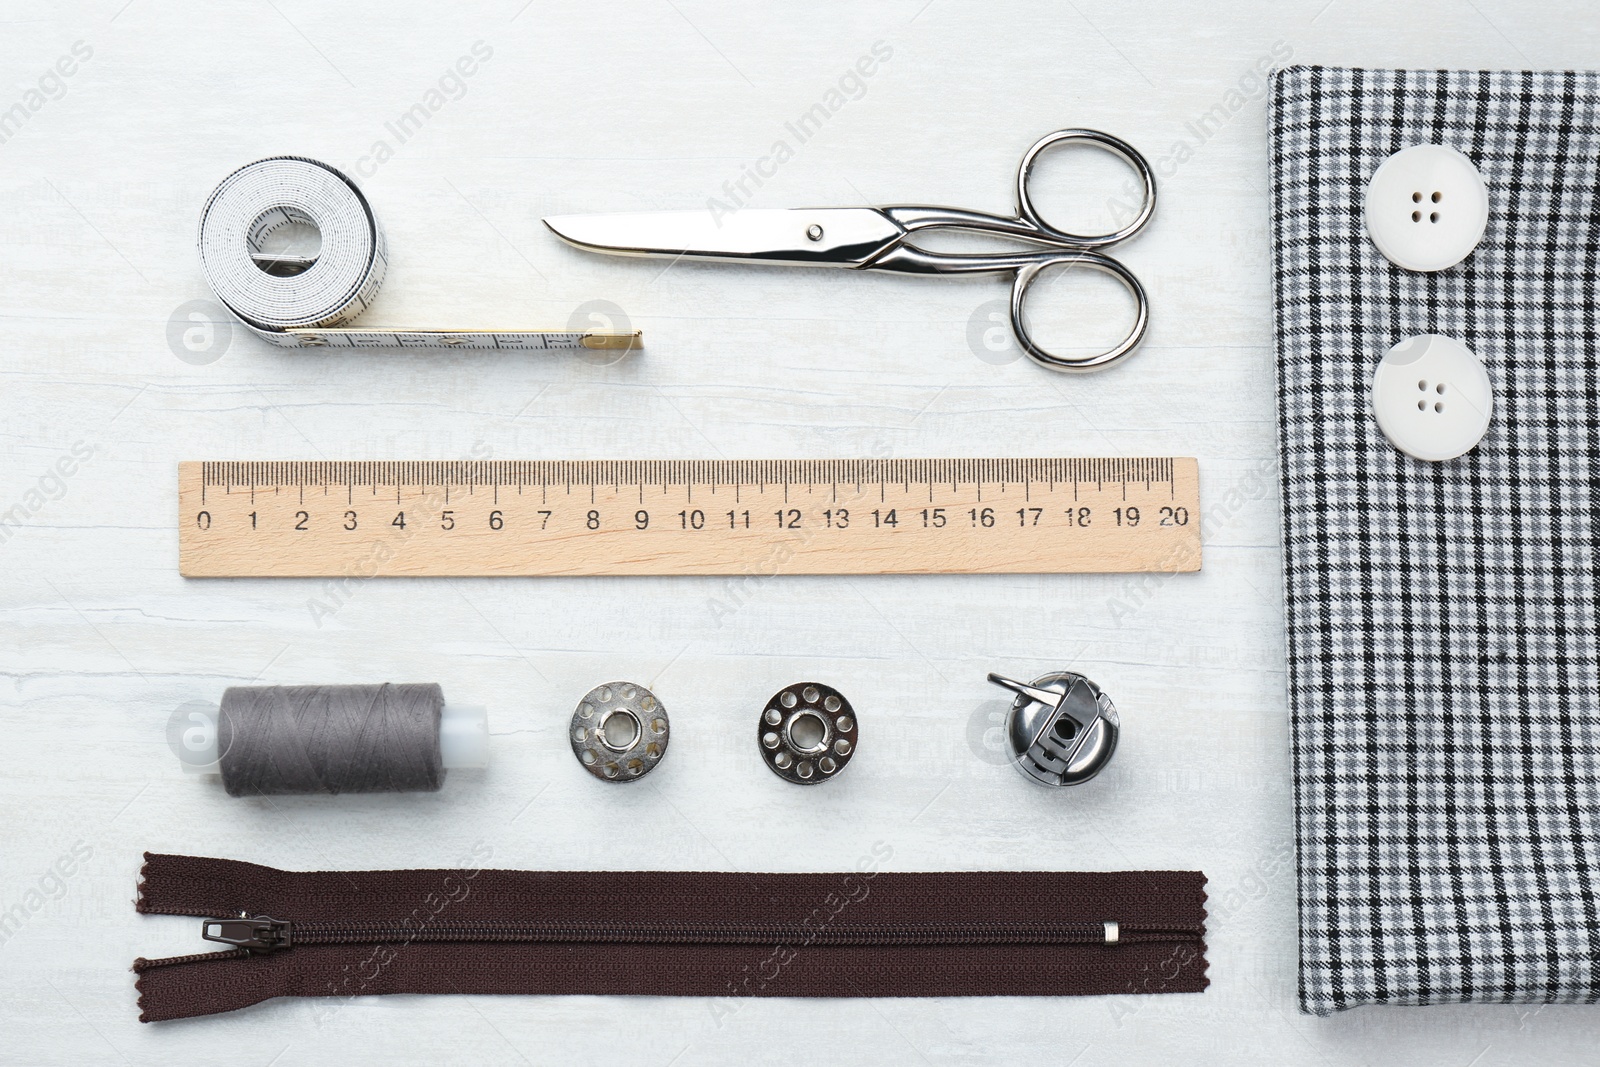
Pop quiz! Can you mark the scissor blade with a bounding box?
[542,208,903,268]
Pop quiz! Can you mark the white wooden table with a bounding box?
[2,1,1596,1063]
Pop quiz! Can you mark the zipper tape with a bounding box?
[132,853,1209,1021]
[198,156,640,351]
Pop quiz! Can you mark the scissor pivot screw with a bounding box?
[805,224,824,242]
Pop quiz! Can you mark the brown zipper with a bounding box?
[133,853,1209,1022]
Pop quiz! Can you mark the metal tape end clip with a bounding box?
[581,332,643,351]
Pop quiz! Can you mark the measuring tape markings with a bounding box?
[197,156,638,351]
[180,460,1201,577]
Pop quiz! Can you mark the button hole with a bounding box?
[1436,383,1446,394]
[1435,402,1444,412]
[1432,191,1442,202]
[1418,379,1428,390]
[1429,212,1440,223]
[1412,210,1422,222]
[1412,191,1423,202]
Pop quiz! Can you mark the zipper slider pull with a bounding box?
[201,915,293,954]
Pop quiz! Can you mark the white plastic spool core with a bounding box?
[438,704,490,769]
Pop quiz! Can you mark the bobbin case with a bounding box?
[987,671,1119,786]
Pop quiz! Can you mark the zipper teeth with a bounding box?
[288,919,1199,947]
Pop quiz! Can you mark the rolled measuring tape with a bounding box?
[197,156,639,350]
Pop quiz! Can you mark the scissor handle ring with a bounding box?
[1009,253,1149,372]
[1015,129,1157,248]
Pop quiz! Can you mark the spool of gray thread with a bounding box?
[206,683,483,796]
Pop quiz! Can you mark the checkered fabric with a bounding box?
[1269,66,1600,1015]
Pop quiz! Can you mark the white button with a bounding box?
[1364,144,1489,272]
[1370,335,1492,461]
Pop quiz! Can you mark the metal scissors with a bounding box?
[543,129,1156,372]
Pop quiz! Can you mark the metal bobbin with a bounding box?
[758,682,856,785]
[570,681,669,782]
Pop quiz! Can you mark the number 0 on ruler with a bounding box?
[179,459,1201,577]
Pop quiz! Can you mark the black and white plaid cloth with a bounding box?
[1270,66,1600,1015]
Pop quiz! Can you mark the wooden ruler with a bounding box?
[178,459,1201,577]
